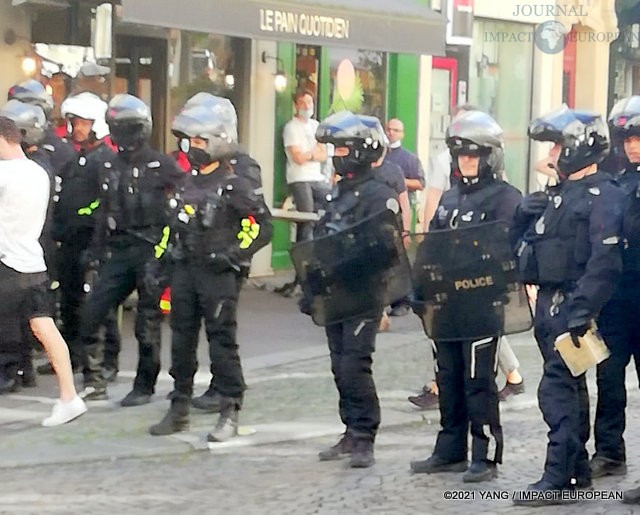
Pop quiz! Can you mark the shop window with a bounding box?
[167,31,249,148]
[468,20,533,192]
[295,45,320,100]
[328,48,387,119]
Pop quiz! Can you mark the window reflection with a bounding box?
[167,31,248,148]
[329,48,386,119]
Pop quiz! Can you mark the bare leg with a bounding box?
[506,369,523,384]
[29,317,77,402]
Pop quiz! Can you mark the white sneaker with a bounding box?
[42,396,88,427]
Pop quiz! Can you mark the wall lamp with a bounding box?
[261,51,288,93]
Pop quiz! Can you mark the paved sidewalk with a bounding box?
[3,280,640,513]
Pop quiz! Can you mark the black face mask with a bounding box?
[187,147,212,169]
[332,156,370,177]
[111,124,145,152]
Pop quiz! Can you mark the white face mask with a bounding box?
[298,108,314,120]
[389,140,402,149]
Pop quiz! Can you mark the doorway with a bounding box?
[115,35,168,151]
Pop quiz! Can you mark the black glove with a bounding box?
[209,253,241,274]
[569,321,590,348]
[519,191,549,217]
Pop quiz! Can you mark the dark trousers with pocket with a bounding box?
[433,336,503,464]
[325,315,381,440]
[534,289,590,488]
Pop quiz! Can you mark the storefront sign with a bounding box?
[259,9,350,40]
[122,0,446,56]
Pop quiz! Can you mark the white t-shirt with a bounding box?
[283,117,324,184]
[426,148,452,192]
[0,158,49,273]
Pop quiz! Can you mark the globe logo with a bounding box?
[534,20,569,54]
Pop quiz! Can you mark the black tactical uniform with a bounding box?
[590,97,640,479]
[53,92,122,375]
[410,111,521,483]
[149,98,272,441]
[78,94,183,406]
[54,141,121,369]
[301,112,400,469]
[511,106,624,505]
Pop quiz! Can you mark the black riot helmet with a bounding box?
[8,79,54,119]
[106,93,152,151]
[171,98,238,169]
[316,111,387,176]
[528,104,609,178]
[608,96,640,138]
[0,99,47,147]
[446,110,504,185]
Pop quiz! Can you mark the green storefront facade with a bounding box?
[270,48,424,269]
[120,0,446,274]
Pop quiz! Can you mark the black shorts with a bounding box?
[0,262,52,347]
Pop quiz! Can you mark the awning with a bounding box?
[121,0,446,56]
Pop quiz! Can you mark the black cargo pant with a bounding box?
[433,336,503,464]
[534,289,590,488]
[169,261,244,406]
[79,238,162,394]
[59,229,121,369]
[594,284,640,464]
[325,315,381,440]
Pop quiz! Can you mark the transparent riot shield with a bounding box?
[412,221,533,341]
[291,209,412,326]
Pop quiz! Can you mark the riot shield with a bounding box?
[412,221,532,342]
[291,209,412,326]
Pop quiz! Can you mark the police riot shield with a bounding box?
[291,209,412,326]
[412,221,532,341]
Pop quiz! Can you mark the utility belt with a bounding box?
[108,227,160,249]
[516,236,586,286]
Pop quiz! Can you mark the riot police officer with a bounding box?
[409,111,521,482]
[171,93,272,413]
[51,92,121,376]
[590,97,640,480]
[149,99,272,440]
[77,94,184,405]
[511,106,624,505]
[300,111,400,468]
[8,79,75,171]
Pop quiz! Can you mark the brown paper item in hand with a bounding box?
[554,328,610,377]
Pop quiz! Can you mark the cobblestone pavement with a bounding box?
[3,280,640,513]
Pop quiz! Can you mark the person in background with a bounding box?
[384,118,425,317]
[277,89,328,297]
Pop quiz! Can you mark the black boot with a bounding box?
[0,364,18,394]
[149,398,190,436]
[462,460,498,483]
[350,437,375,468]
[207,398,240,442]
[192,385,223,412]
[318,431,354,461]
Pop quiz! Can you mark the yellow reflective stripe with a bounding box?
[237,217,260,250]
[154,225,170,259]
[159,299,171,312]
[77,199,101,216]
